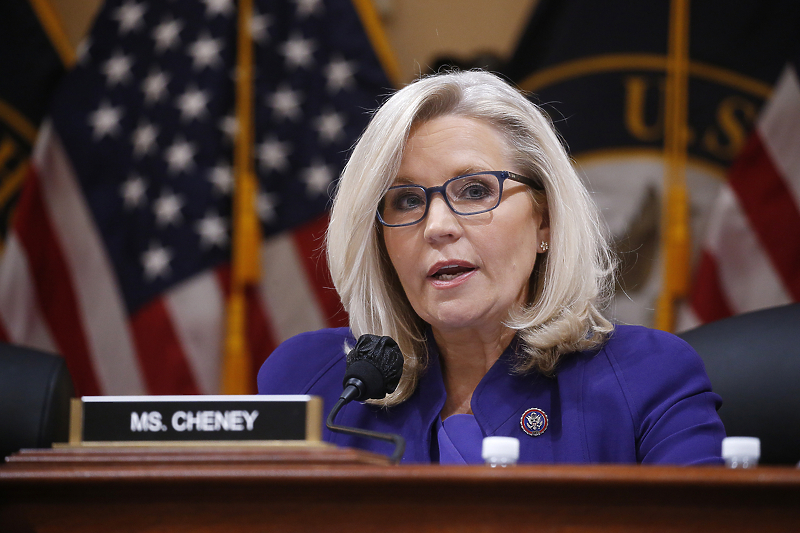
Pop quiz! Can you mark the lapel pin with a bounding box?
[520,407,548,437]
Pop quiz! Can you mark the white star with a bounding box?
[257,191,278,223]
[88,101,123,140]
[302,162,334,196]
[165,137,197,174]
[142,242,173,281]
[195,211,229,249]
[258,137,291,173]
[203,0,234,18]
[209,162,233,194]
[153,190,185,226]
[189,33,224,70]
[112,0,146,34]
[281,34,315,69]
[103,52,134,86]
[152,18,183,53]
[294,0,323,17]
[251,11,272,44]
[132,121,159,157]
[268,86,303,121]
[315,111,345,143]
[76,38,91,65]
[176,87,210,121]
[120,174,147,209]
[142,69,170,104]
[219,114,237,142]
[325,57,356,93]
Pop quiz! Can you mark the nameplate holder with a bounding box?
[68,395,323,446]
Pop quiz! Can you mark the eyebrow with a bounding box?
[391,167,490,186]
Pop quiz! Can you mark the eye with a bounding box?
[389,188,425,211]
[451,178,495,201]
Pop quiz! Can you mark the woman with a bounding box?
[258,70,725,464]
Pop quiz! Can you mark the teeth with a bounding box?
[437,273,460,281]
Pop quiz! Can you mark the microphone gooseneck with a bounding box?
[325,334,406,464]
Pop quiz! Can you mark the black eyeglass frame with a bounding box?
[376,170,544,228]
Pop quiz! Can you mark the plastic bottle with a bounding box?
[721,436,760,468]
[482,436,519,467]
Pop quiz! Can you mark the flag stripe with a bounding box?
[129,297,201,395]
[245,286,276,391]
[0,233,58,353]
[704,186,792,313]
[759,65,800,206]
[13,169,100,394]
[259,233,327,342]
[690,250,734,323]
[729,132,800,301]
[292,215,348,328]
[35,123,145,394]
[164,269,226,394]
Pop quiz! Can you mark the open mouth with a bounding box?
[430,264,476,281]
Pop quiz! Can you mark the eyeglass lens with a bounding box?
[380,173,503,226]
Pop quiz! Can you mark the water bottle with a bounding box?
[721,437,760,468]
[482,436,519,467]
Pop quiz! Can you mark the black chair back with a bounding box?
[678,303,800,465]
[0,344,74,459]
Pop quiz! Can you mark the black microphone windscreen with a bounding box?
[343,335,404,400]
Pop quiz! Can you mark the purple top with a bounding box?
[257,325,726,464]
[437,414,484,464]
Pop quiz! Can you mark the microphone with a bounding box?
[325,335,406,464]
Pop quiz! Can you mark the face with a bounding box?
[382,115,549,337]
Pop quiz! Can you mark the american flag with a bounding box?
[681,60,800,327]
[0,0,391,395]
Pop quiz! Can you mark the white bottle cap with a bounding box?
[721,436,761,459]
[481,436,520,463]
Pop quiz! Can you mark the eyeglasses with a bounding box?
[377,171,543,227]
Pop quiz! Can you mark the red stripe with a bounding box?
[14,169,100,395]
[292,214,349,328]
[728,133,800,300]
[0,315,9,342]
[215,264,277,392]
[690,250,734,323]
[129,297,200,394]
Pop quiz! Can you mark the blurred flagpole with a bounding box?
[655,0,692,332]
[222,0,260,394]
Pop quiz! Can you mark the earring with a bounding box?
[540,241,549,252]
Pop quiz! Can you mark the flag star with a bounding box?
[132,121,159,157]
[142,69,170,104]
[251,12,272,44]
[268,86,303,121]
[189,34,224,70]
[219,114,237,142]
[325,57,356,93]
[281,34,315,69]
[103,52,134,86]
[315,110,345,143]
[142,242,173,281]
[152,18,183,53]
[165,137,197,174]
[257,191,278,223]
[203,0,234,18]
[302,162,334,196]
[88,101,124,139]
[294,0,324,17]
[112,0,147,34]
[176,87,210,121]
[195,211,229,249]
[258,137,292,173]
[120,174,147,209]
[153,190,185,226]
[209,162,233,194]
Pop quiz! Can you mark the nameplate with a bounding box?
[68,395,322,446]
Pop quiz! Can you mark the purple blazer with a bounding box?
[257,325,725,464]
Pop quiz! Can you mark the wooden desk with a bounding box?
[2,446,799,532]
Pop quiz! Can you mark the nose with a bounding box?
[423,194,462,243]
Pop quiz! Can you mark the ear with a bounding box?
[537,203,550,251]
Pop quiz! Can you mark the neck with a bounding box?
[433,325,515,420]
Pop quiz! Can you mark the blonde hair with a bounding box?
[327,70,615,406]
